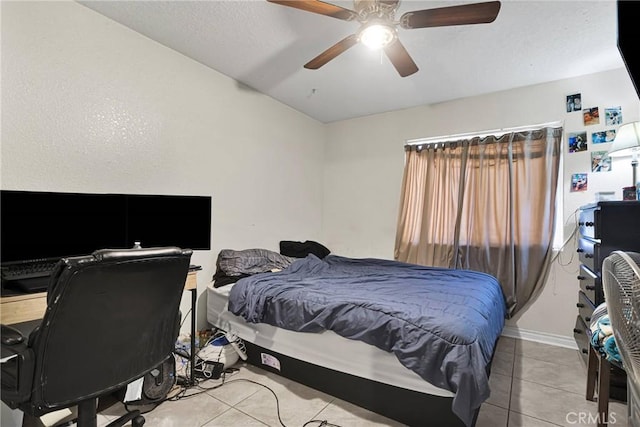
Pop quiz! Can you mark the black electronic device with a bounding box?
[1,191,127,265]
[617,0,640,99]
[1,258,58,280]
[3,277,51,294]
[125,194,211,250]
[194,360,225,380]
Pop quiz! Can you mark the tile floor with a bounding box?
[88,338,630,426]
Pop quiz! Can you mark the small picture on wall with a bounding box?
[571,173,588,192]
[591,151,612,172]
[566,93,582,112]
[583,107,600,125]
[592,129,616,144]
[568,131,588,153]
[605,106,623,125]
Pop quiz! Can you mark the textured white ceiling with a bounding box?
[78,0,624,123]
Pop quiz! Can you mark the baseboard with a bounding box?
[501,325,578,350]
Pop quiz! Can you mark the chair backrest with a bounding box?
[26,246,192,413]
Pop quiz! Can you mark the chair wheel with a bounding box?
[132,415,145,427]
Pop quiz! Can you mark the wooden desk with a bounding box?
[1,270,198,324]
[1,292,47,325]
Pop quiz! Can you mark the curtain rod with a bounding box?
[405,120,564,146]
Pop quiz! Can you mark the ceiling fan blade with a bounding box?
[304,34,359,70]
[384,39,419,77]
[267,0,357,21]
[400,1,501,29]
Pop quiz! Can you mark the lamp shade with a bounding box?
[608,121,640,157]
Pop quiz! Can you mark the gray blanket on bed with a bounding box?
[228,255,506,426]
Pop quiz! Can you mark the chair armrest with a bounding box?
[1,324,35,409]
[1,325,25,346]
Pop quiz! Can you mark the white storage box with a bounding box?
[595,191,616,202]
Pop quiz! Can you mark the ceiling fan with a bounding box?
[267,0,501,77]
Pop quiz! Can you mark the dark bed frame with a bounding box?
[243,340,479,427]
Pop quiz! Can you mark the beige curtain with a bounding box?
[395,127,562,315]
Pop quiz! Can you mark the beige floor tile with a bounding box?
[202,364,291,406]
[608,401,630,427]
[508,411,562,426]
[96,414,114,427]
[476,403,508,427]
[202,407,269,426]
[205,376,263,407]
[486,371,512,409]
[97,400,129,419]
[513,355,588,395]
[510,377,602,426]
[46,400,135,427]
[141,392,230,427]
[313,398,406,427]
[56,414,113,427]
[496,336,517,354]
[492,350,515,376]
[234,380,334,427]
[514,340,586,368]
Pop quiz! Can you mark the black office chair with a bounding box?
[1,246,192,426]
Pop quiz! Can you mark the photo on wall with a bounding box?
[566,93,582,112]
[591,151,612,172]
[605,106,623,125]
[571,173,588,192]
[583,107,600,125]
[568,131,588,153]
[592,129,616,144]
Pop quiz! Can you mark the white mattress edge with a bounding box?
[206,282,454,398]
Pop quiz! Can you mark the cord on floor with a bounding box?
[124,367,343,427]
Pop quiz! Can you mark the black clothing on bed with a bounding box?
[212,272,251,288]
[279,240,330,259]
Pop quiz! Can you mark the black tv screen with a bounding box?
[126,194,212,250]
[1,190,211,264]
[618,1,640,99]
[1,191,127,263]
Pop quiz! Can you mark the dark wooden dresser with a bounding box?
[573,201,640,400]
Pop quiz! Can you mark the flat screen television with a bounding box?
[617,1,640,99]
[125,194,212,250]
[1,190,212,264]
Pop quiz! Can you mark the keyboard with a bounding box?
[1,259,58,282]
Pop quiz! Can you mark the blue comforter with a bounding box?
[229,255,506,426]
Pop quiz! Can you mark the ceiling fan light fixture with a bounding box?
[358,23,396,50]
[267,0,502,77]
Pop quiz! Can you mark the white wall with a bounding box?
[323,68,640,342]
[1,1,326,328]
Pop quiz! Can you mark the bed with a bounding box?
[206,252,506,427]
